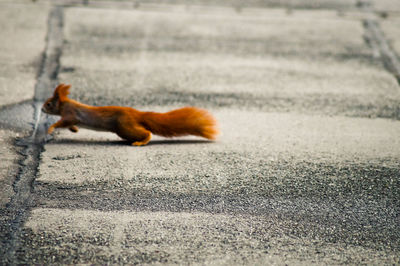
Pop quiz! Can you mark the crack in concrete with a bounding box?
[1,6,64,264]
[34,6,64,102]
[360,1,400,85]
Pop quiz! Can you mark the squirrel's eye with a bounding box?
[46,102,51,107]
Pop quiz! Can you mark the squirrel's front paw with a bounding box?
[69,126,79,133]
[47,126,55,134]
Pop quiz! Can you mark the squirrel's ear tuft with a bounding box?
[54,83,71,101]
[53,83,64,98]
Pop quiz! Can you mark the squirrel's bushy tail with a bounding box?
[140,107,219,140]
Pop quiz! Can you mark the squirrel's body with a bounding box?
[42,84,219,146]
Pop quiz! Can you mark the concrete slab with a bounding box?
[59,7,400,119]
[20,208,399,265]
[33,110,400,264]
[38,110,400,186]
[381,15,400,57]
[372,0,400,12]
[0,101,35,132]
[0,1,48,221]
[78,0,358,10]
[62,7,371,60]
[0,129,22,208]
[0,2,49,106]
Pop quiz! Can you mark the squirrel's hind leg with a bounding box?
[116,124,152,146]
[132,132,152,146]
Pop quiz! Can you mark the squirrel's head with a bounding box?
[42,83,71,115]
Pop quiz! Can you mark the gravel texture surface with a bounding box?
[1,1,399,264]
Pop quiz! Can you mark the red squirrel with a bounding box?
[42,84,219,146]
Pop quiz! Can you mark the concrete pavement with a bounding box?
[0,2,49,207]
[1,0,400,264]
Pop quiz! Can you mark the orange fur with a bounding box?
[42,84,219,146]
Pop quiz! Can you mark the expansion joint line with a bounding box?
[359,1,400,85]
[1,5,64,263]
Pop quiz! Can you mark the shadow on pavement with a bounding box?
[47,138,214,146]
